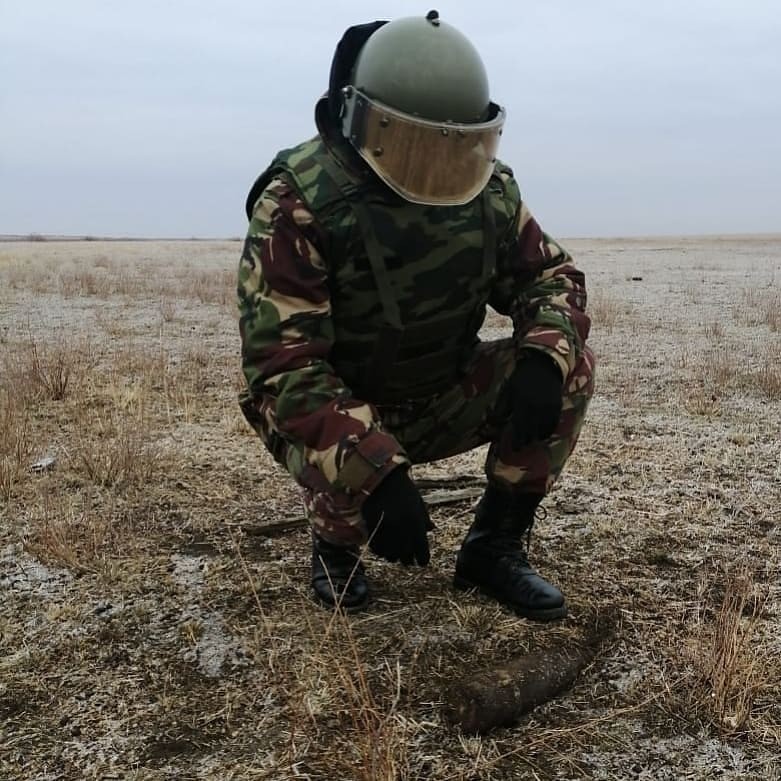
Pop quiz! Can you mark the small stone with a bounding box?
[30,455,56,473]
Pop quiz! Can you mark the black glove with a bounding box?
[509,351,564,447]
[361,468,432,566]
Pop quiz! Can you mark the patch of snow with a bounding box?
[170,552,247,678]
[169,552,207,590]
[0,543,72,597]
[578,723,767,781]
[183,612,247,678]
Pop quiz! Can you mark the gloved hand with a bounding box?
[509,351,564,447]
[361,467,432,566]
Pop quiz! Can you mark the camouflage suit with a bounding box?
[238,121,594,547]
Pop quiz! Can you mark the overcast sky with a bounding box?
[2,0,780,238]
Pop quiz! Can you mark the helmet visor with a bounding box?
[342,89,505,206]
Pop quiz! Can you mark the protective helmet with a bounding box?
[340,10,505,206]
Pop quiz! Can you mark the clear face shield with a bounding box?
[341,87,505,206]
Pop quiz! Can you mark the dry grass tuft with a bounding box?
[588,290,626,333]
[0,456,18,504]
[187,269,235,307]
[755,356,781,399]
[311,610,411,781]
[682,349,747,415]
[703,319,725,339]
[28,337,77,400]
[676,564,774,736]
[0,390,32,502]
[23,495,124,575]
[289,608,411,781]
[736,288,781,331]
[684,392,722,417]
[232,532,412,780]
[3,331,89,402]
[68,409,168,488]
[58,267,114,297]
[682,343,781,407]
[159,298,178,323]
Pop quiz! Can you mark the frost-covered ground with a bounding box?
[1,237,779,779]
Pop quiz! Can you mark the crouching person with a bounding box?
[238,12,594,620]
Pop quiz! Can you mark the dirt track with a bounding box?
[1,237,779,779]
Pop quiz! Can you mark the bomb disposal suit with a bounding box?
[238,12,594,619]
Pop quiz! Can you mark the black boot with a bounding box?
[454,485,567,621]
[311,534,369,612]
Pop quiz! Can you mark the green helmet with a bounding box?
[340,10,505,206]
[352,10,490,123]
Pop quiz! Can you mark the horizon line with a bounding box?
[2,231,781,244]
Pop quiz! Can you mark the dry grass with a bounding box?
[688,351,731,414]
[27,337,78,401]
[588,289,627,333]
[231,532,413,780]
[679,342,781,411]
[302,610,411,780]
[0,390,32,503]
[701,571,767,732]
[23,494,126,576]
[58,266,116,297]
[1,237,780,780]
[735,288,781,331]
[755,353,781,399]
[67,408,168,488]
[188,268,236,306]
[703,319,725,339]
[672,563,777,739]
[159,297,178,322]
[2,330,88,402]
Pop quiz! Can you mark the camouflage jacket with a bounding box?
[238,135,590,503]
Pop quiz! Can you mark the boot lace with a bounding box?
[481,504,547,563]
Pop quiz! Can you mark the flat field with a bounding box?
[1,237,779,780]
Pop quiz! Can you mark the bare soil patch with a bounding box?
[1,237,779,779]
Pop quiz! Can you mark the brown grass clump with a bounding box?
[588,289,625,333]
[736,288,781,331]
[232,533,412,780]
[683,350,730,416]
[675,564,776,737]
[67,408,168,488]
[159,297,178,323]
[2,330,89,403]
[0,390,32,502]
[58,267,115,298]
[702,319,725,339]
[27,336,78,401]
[755,355,781,399]
[684,392,722,417]
[188,268,236,307]
[703,573,767,731]
[308,609,411,780]
[23,495,124,576]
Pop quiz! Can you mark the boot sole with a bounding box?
[453,574,568,622]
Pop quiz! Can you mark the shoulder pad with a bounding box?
[244,137,322,219]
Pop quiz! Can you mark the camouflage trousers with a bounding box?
[306,339,595,544]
